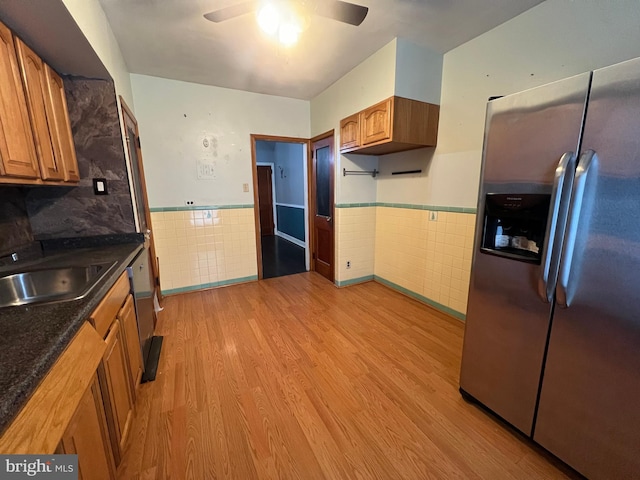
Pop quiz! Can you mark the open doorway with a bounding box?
[251,135,309,279]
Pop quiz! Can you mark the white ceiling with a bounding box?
[97,0,544,100]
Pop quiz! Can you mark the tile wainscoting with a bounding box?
[335,203,477,319]
[335,206,376,284]
[150,202,476,319]
[150,206,258,294]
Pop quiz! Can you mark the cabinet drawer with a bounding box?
[91,271,130,338]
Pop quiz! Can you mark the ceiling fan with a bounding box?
[203,0,369,27]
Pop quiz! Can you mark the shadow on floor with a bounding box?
[261,235,306,279]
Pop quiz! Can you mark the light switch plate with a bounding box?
[93,178,108,195]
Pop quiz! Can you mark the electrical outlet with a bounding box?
[243,183,249,192]
[346,261,351,269]
[429,211,438,221]
[185,200,195,206]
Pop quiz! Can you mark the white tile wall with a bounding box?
[151,208,257,292]
[374,207,475,315]
[335,207,376,283]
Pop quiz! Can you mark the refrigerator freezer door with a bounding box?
[534,58,640,479]
[460,73,590,435]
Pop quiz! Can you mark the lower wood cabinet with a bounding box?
[58,374,116,480]
[0,270,146,478]
[119,294,143,396]
[99,318,134,465]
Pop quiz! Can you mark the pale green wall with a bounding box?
[430,0,640,208]
[310,39,397,205]
[130,74,310,208]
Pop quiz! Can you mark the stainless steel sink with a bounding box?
[0,262,118,308]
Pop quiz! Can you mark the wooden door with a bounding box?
[120,98,162,303]
[99,319,134,465]
[257,165,274,236]
[0,22,39,179]
[118,294,143,398]
[44,64,80,182]
[59,374,116,480]
[311,135,334,282]
[14,38,64,181]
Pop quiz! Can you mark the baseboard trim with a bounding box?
[162,275,258,296]
[275,230,306,248]
[335,275,374,287]
[373,275,466,321]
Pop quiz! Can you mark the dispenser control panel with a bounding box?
[481,193,550,264]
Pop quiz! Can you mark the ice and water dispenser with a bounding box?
[481,194,550,264]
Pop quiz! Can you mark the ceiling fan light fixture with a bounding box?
[256,2,281,36]
[256,0,304,46]
[278,19,301,46]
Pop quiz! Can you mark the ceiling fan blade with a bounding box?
[315,0,369,26]
[203,1,258,23]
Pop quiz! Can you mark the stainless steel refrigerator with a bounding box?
[460,56,640,479]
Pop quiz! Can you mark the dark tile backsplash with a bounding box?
[0,187,34,257]
[25,77,136,239]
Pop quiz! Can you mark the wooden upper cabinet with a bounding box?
[15,38,65,181]
[0,21,39,178]
[361,98,392,146]
[339,113,361,150]
[45,64,80,182]
[339,96,440,155]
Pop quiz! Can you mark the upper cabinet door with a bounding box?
[0,21,39,178]
[361,98,392,145]
[45,64,79,182]
[15,38,64,181]
[339,113,360,151]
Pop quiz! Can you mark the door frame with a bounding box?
[309,130,335,281]
[119,96,161,302]
[256,162,277,235]
[250,134,310,279]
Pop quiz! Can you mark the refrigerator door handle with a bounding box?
[556,149,597,308]
[538,151,576,303]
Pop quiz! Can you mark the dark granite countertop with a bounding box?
[0,242,143,435]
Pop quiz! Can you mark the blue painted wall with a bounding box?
[276,205,305,241]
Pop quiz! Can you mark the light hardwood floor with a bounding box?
[117,272,577,479]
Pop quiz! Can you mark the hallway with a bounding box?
[261,235,306,279]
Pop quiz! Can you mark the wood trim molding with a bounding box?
[250,133,311,280]
[0,323,107,453]
[309,130,334,276]
[250,135,263,279]
[310,130,334,143]
[119,95,162,305]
